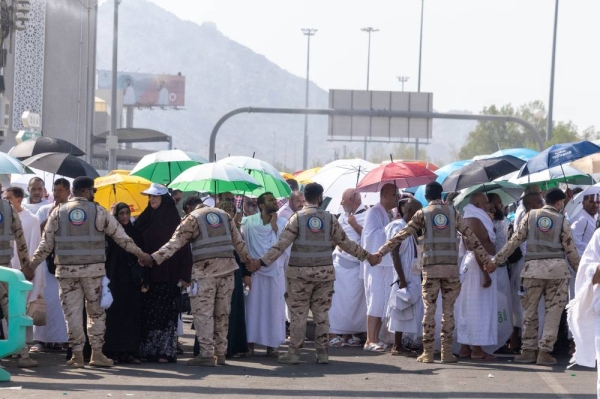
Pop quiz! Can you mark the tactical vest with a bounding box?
[190,207,235,262]
[525,208,564,260]
[418,204,460,266]
[0,199,14,265]
[54,200,105,265]
[289,207,333,267]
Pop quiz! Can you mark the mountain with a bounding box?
[96,0,475,170]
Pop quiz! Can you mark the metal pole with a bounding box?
[418,0,424,92]
[361,27,379,90]
[547,0,559,143]
[301,28,317,170]
[108,0,119,171]
[397,76,409,92]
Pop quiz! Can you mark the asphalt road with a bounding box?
[1,318,596,399]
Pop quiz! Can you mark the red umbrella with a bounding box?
[356,161,437,192]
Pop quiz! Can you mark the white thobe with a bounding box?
[385,219,423,335]
[490,218,513,352]
[571,210,597,256]
[32,202,68,343]
[23,198,49,215]
[10,209,45,302]
[568,228,600,398]
[456,204,497,347]
[241,213,288,348]
[277,203,294,221]
[329,205,367,334]
[362,203,393,318]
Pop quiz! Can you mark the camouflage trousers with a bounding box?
[421,277,461,351]
[520,278,569,352]
[58,276,105,352]
[285,277,334,356]
[191,273,234,358]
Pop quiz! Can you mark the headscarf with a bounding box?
[134,193,180,241]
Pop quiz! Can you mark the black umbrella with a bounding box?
[442,155,525,192]
[22,152,99,179]
[9,137,85,160]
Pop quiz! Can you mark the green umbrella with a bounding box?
[130,150,208,184]
[501,164,594,189]
[217,156,291,198]
[452,181,524,212]
[168,163,261,194]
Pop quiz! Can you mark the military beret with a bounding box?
[72,176,95,190]
[544,187,566,202]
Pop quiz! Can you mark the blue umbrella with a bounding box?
[518,140,600,178]
[487,148,538,161]
[413,160,472,206]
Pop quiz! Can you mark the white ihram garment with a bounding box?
[241,213,288,348]
[456,204,497,347]
[330,205,367,334]
[567,228,600,398]
[362,203,393,318]
[385,219,423,335]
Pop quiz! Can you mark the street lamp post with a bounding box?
[547,0,559,143]
[397,76,409,91]
[108,0,120,171]
[361,27,378,160]
[415,0,425,160]
[301,28,317,170]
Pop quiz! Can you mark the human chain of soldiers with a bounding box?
[7,176,581,369]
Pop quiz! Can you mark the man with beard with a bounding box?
[25,177,150,368]
[23,177,49,214]
[571,194,599,256]
[241,192,288,357]
[278,191,306,221]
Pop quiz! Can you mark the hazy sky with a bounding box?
[142,0,599,133]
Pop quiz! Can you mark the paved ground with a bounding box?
[1,318,596,399]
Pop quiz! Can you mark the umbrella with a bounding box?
[218,156,291,198]
[22,152,99,178]
[130,150,208,184]
[309,158,378,212]
[500,164,594,188]
[452,181,524,212]
[442,155,525,192]
[518,140,600,178]
[280,172,296,180]
[8,137,85,160]
[413,160,472,206]
[569,153,600,175]
[94,173,152,216]
[564,183,600,219]
[0,152,34,174]
[168,163,261,194]
[404,160,439,171]
[474,148,539,162]
[295,167,322,184]
[357,162,437,192]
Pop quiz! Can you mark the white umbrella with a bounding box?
[564,183,600,220]
[168,162,261,194]
[310,158,378,212]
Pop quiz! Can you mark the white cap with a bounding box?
[141,183,169,196]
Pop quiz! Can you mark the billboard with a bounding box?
[97,70,186,107]
[328,90,433,143]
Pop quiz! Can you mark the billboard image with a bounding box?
[97,70,186,107]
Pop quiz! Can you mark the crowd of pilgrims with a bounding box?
[3,175,593,367]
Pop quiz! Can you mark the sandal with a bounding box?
[377,342,391,352]
[363,343,385,352]
[329,337,347,347]
[347,337,362,347]
[29,344,43,353]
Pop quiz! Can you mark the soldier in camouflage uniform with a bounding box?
[493,188,580,365]
[0,194,32,367]
[144,200,251,367]
[377,182,494,364]
[26,177,148,369]
[252,183,380,365]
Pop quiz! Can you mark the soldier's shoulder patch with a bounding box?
[537,216,553,232]
[206,212,222,228]
[307,216,324,233]
[432,213,449,230]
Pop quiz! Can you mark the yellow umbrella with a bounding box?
[95,174,152,216]
[280,172,295,180]
[295,167,322,184]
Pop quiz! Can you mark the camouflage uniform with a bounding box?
[261,204,369,359]
[152,204,250,359]
[494,205,579,354]
[30,197,145,353]
[379,200,490,357]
